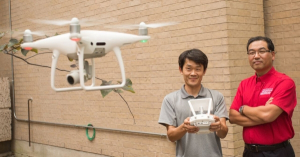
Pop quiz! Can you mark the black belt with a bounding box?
[245,140,290,152]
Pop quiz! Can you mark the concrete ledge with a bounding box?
[0,152,14,157]
[13,140,108,157]
[0,109,11,142]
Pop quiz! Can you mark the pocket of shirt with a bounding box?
[258,95,271,106]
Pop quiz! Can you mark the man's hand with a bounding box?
[166,117,200,142]
[265,97,273,106]
[210,116,228,138]
[209,116,221,132]
[183,117,200,133]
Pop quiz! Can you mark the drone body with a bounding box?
[21,31,150,60]
[20,18,176,92]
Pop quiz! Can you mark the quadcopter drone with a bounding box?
[20,18,177,92]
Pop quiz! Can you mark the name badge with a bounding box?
[260,88,273,95]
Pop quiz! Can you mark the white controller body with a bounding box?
[188,98,215,134]
[189,114,215,133]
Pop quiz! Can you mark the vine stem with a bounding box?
[3,49,136,124]
[4,50,69,72]
[117,92,136,124]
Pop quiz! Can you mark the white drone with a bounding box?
[20,18,177,92]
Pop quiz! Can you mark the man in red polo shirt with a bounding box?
[229,36,296,157]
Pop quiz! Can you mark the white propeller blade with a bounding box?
[29,18,101,27]
[11,30,47,37]
[29,31,46,36]
[144,22,179,28]
[29,19,72,26]
[106,22,179,30]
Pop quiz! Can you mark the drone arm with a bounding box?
[51,50,82,91]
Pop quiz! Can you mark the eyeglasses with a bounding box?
[247,49,272,56]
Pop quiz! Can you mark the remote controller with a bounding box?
[189,114,215,133]
[188,98,215,134]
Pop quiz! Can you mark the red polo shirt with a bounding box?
[230,67,296,145]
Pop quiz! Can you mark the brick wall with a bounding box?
[2,1,228,156]
[0,0,12,79]
[226,0,265,156]
[0,0,299,157]
[0,0,12,153]
[264,0,300,156]
[5,0,230,156]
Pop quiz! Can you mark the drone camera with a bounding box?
[67,70,81,85]
[67,70,89,85]
[66,61,91,85]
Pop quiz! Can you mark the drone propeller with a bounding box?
[9,30,47,37]
[105,21,178,38]
[138,22,178,28]
[30,17,97,42]
[107,21,179,30]
[29,18,100,27]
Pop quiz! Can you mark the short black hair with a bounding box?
[178,49,208,71]
[246,36,275,52]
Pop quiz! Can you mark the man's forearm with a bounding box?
[216,118,228,139]
[243,106,267,123]
[229,109,264,127]
[243,105,283,123]
[166,124,186,142]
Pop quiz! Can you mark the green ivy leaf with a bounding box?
[118,78,135,93]
[101,80,112,86]
[21,49,29,56]
[8,38,18,47]
[100,89,113,98]
[18,38,23,44]
[0,32,4,39]
[100,80,113,98]
[113,88,123,93]
[30,48,38,53]
[15,46,21,50]
[0,44,7,51]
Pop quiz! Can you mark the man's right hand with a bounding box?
[166,117,200,142]
[183,117,200,133]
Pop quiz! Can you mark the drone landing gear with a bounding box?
[50,47,126,92]
[78,46,126,90]
[51,50,83,92]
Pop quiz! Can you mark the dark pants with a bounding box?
[243,142,295,157]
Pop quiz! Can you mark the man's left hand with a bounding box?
[209,116,221,132]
